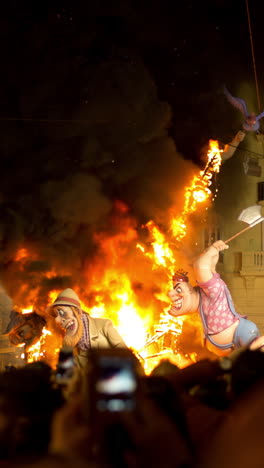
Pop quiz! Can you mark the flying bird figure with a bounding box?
[224,86,264,132]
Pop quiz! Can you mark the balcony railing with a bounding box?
[240,251,264,275]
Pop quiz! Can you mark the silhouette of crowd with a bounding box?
[1,345,264,468]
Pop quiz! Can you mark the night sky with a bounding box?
[0,0,263,312]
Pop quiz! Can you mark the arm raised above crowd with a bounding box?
[193,240,229,283]
[221,130,245,162]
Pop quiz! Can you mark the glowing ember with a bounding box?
[27,328,52,363]
[14,248,29,262]
[22,307,34,315]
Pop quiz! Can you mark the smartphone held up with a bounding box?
[87,348,142,417]
[55,346,76,385]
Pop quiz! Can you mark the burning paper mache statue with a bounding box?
[4,310,46,350]
[4,309,63,368]
[45,288,128,367]
[224,86,264,133]
[168,240,264,356]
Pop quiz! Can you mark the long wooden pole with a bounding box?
[225,217,264,243]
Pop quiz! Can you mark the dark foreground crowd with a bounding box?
[1,346,264,468]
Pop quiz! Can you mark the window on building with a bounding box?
[204,219,223,263]
[258,181,264,202]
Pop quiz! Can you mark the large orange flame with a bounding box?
[13,141,223,372]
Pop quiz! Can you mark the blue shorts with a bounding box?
[206,317,261,350]
[233,317,260,347]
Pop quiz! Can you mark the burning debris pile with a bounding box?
[4,309,63,369]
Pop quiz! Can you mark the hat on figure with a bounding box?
[51,288,81,310]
